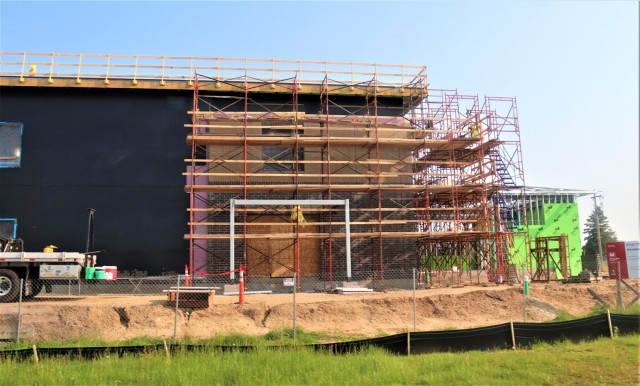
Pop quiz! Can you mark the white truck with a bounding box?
[0,237,94,302]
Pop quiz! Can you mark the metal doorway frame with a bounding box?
[230,199,351,279]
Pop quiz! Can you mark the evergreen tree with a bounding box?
[583,204,618,258]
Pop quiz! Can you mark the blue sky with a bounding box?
[1,1,638,241]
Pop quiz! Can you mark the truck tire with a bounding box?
[23,280,42,300]
[0,269,20,303]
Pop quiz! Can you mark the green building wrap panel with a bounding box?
[511,203,582,279]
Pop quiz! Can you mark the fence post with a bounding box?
[523,275,529,322]
[293,272,297,340]
[16,278,23,343]
[510,319,516,349]
[163,340,170,359]
[523,286,526,322]
[607,309,614,338]
[616,261,624,310]
[173,275,181,343]
[412,268,417,332]
[239,265,245,305]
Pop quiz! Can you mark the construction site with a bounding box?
[2,52,639,345]
[184,62,528,290]
[0,53,601,289]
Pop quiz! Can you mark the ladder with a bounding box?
[489,151,516,187]
[489,151,518,226]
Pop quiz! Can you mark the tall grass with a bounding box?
[589,303,640,316]
[548,304,640,323]
[1,328,340,351]
[1,336,637,385]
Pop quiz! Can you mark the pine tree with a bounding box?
[583,204,618,258]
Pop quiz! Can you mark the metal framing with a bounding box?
[182,60,526,287]
[0,52,542,287]
[0,52,425,97]
[530,235,569,282]
[412,90,527,284]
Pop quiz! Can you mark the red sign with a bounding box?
[606,242,629,279]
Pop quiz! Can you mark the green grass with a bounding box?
[548,309,575,322]
[589,303,640,316]
[547,304,640,323]
[1,336,638,385]
[1,328,344,351]
[1,336,168,351]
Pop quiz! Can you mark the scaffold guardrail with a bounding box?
[0,52,427,89]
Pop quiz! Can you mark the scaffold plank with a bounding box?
[184,230,498,240]
[187,134,481,149]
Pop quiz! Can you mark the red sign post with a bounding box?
[606,242,629,279]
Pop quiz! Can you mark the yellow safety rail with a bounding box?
[0,52,427,90]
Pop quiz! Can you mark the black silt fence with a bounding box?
[1,314,638,360]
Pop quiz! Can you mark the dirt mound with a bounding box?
[5,280,637,342]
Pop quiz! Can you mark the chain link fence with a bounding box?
[0,266,635,344]
[0,268,425,343]
[0,285,20,342]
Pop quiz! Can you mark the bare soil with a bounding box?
[1,280,637,342]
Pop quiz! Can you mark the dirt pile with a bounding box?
[4,280,637,342]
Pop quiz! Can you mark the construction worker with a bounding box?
[469,123,478,137]
[290,205,306,223]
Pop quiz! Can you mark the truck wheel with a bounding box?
[0,269,20,303]
[23,280,42,300]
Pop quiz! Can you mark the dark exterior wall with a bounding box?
[0,87,192,274]
[0,85,410,275]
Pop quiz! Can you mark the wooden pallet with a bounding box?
[163,287,219,308]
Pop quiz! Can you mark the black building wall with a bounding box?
[0,85,407,275]
[0,87,192,274]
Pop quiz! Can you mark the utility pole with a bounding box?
[592,194,604,277]
[86,208,96,253]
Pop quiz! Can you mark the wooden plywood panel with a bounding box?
[299,223,321,275]
[269,220,295,278]
[246,223,272,276]
[246,214,320,277]
[270,238,295,278]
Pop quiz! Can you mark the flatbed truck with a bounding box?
[0,237,94,302]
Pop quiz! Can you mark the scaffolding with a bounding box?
[530,235,569,282]
[0,52,541,287]
[184,60,526,288]
[413,91,527,285]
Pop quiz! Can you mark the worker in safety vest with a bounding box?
[469,123,478,137]
[290,205,306,223]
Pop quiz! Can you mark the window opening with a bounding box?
[0,122,23,168]
[261,127,304,172]
[0,218,17,238]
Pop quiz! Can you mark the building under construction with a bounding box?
[0,53,529,286]
[183,60,526,287]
